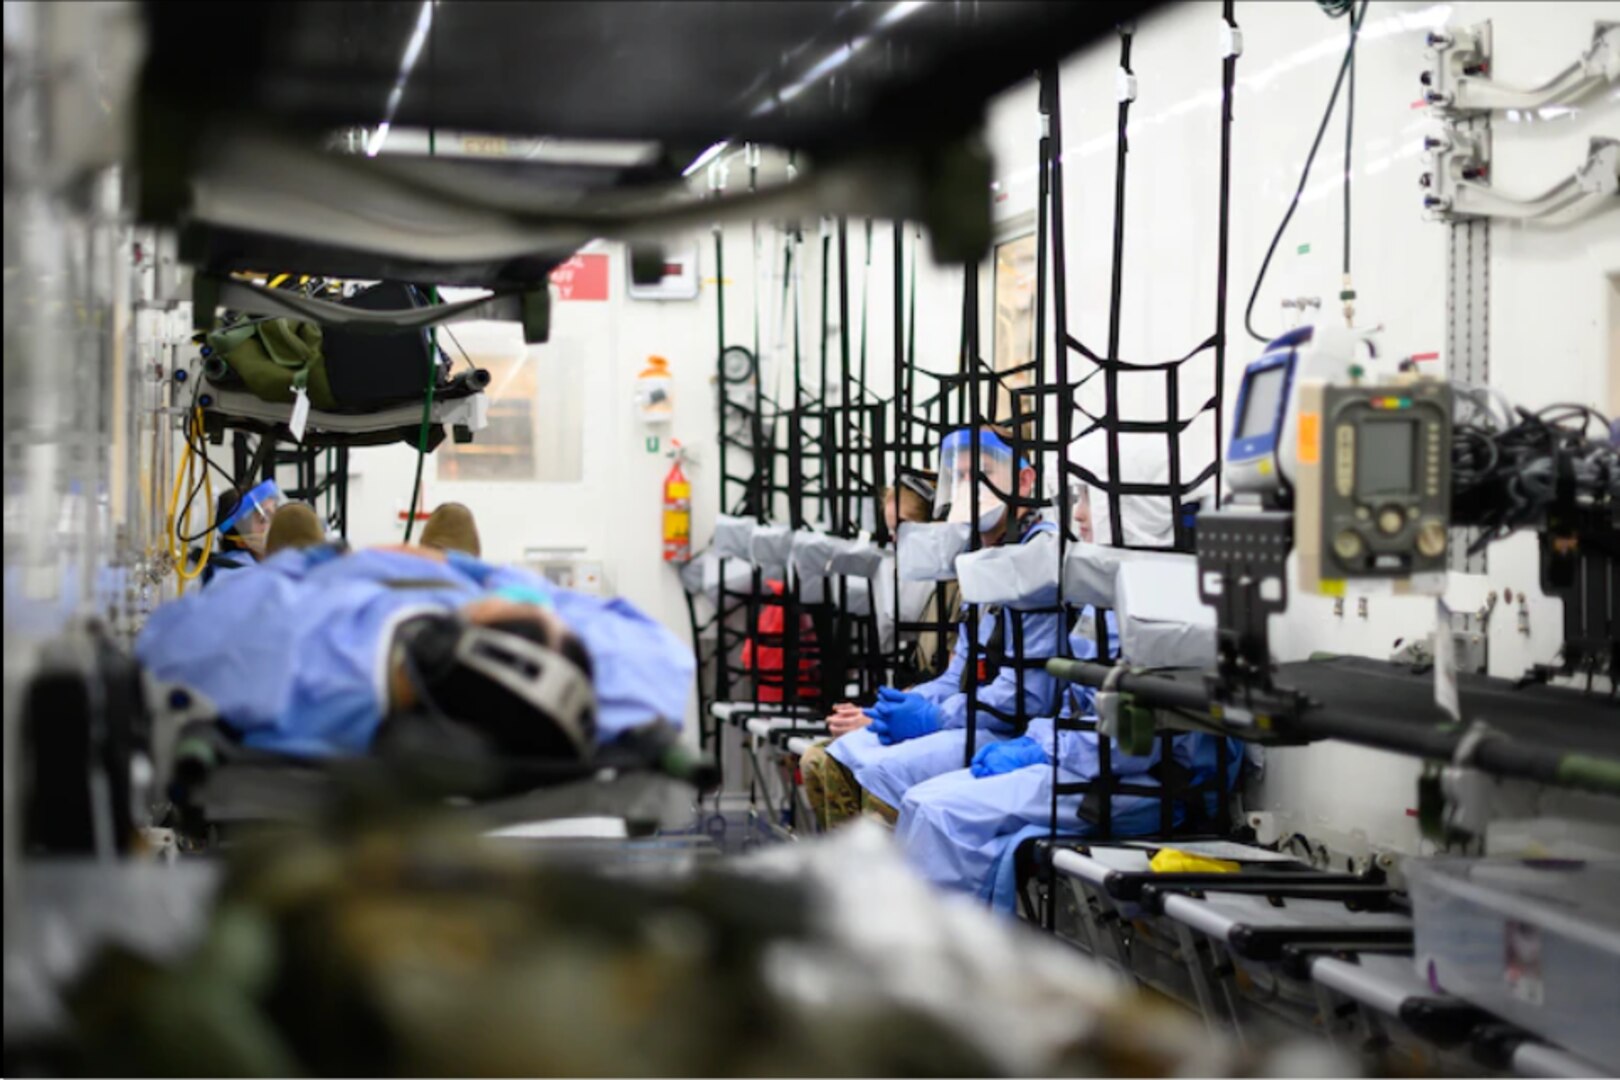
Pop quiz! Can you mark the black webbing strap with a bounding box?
[859,218,873,406]
[711,224,733,746]
[1053,9,1238,554]
[820,222,834,528]
[891,221,906,682]
[1214,0,1238,508]
[1066,460,1219,500]
[837,217,853,535]
[1033,7,1242,893]
[1103,25,1134,547]
[749,160,765,524]
[1069,332,1219,374]
[907,228,919,440]
[1041,64,1069,910]
[961,261,985,767]
[1055,729,1235,839]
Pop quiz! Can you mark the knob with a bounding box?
[1334,530,1365,561]
[1378,507,1405,536]
[1417,519,1447,558]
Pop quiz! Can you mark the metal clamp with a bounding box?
[1096,662,1130,741]
[1424,21,1617,115]
[1430,136,1617,224]
[1451,720,1490,769]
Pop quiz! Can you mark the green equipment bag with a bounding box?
[208,318,339,411]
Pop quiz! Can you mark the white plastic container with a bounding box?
[1407,857,1620,1071]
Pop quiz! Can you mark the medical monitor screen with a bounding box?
[1237,365,1287,441]
[1356,419,1418,497]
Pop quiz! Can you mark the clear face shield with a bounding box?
[217,479,283,555]
[935,429,1022,533]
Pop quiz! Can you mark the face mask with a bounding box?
[945,483,1007,533]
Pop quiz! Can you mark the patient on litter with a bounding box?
[137,508,691,763]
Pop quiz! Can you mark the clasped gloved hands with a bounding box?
[970,735,1049,778]
[862,686,943,745]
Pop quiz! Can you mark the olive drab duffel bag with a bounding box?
[205,316,339,411]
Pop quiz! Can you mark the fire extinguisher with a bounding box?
[662,443,691,563]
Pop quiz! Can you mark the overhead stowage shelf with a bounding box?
[135,0,1160,286]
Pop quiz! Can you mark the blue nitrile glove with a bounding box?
[861,686,943,745]
[860,687,920,729]
[868,686,921,710]
[970,735,1049,778]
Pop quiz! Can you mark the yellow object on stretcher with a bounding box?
[1149,848,1241,874]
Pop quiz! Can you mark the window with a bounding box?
[992,231,1038,421]
[434,323,584,483]
[994,232,1038,375]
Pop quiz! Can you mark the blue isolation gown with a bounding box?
[136,545,692,757]
[826,520,1066,809]
[894,612,1244,913]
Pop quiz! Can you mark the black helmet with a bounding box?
[393,613,596,762]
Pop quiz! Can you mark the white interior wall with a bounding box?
[960,0,1619,859]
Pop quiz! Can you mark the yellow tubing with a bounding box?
[168,409,214,593]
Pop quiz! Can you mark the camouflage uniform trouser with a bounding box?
[798,739,899,831]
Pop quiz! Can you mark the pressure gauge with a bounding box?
[720,345,756,384]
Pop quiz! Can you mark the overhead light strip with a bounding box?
[368,0,435,157]
[682,140,731,178]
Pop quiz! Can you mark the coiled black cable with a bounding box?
[1451,403,1618,553]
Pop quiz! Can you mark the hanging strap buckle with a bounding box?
[1116,68,1138,103]
[1096,661,1130,740]
[1221,24,1244,59]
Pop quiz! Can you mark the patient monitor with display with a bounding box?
[1221,325,1452,594]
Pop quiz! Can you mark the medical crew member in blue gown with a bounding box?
[136,541,693,759]
[823,426,1066,820]
[893,479,1241,911]
[195,481,283,586]
[894,604,1245,912]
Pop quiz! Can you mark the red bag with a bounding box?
[739,580,820,702]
